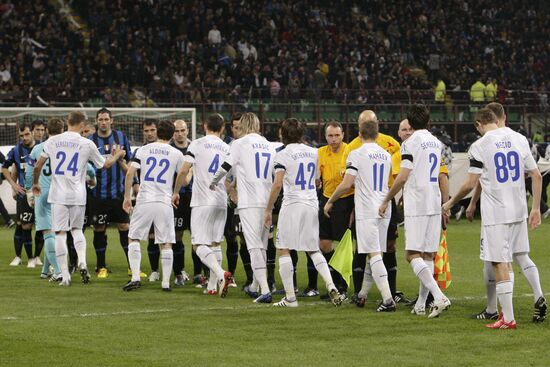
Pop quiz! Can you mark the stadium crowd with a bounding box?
[0,0,548,106]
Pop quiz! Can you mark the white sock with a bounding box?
[207,247,223,291]
[496,280,515,322]
[249,248,270,294]
[514,254,543,301]
[278,255,295,301]
[70,229,87,269]
[370,254,392,303]
[309,251,335,291]
[196,245,225,279]
[416,259,434,307]
[359,262,374,298]
[250,277,260,293]
[55,232,69,280]
[484,261,497,314]
[128,242,141,282]
[410,257,444,301]
[161,249,173,288]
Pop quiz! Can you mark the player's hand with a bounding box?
[122,198,133,215]
[441,211,449,230]
[86,176,97,188]
[378,201,389,218]
[209,183,216,191]
[11,182,25,195]
[172,193,180,209]
[264,210,272,229]
[465,203,476,222]
[229,190,238,205]
[26,190,35,208]
[323,202,333,218]
[529,208,541,230]
[32,184,41,197]
[441,200,452,216]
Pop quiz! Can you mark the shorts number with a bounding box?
[55,152,79,176]
[295,162,315,190]
[372,163,385,191]
[144,157,170,184]
[174,217,184,227]
[428,153,438,183]
[494,151,520,183]
[208,154,220,174]
[96,214,107,225]
[254,152,271,179]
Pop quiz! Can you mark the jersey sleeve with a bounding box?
[41,141,51,159]
[86,163,96,178]
[400,141,414,170]
[24,147,38,190]
[273,150,286,173]
[175,151,185,172]
[523,144,538,171]
[3,147,16,168]
[467,143,483,175]
[131,147,143,169]
[88,141,106,169]
[224,141,239,167]
[345,151,359,176]
[183,141,196,164]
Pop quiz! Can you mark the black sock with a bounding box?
[0,199,10,223]
[147,238,159,272]
[93,231,107,269]
[306,252,318,290]
[13,224,23,257]
[324,251,346,292]
[34,230,44,257]
[192,249,202,276]
[67,232,77,268]
[383,252,398,297]
[290,250,298,290]
[226,236,239,274]
[118,230,130,265]
[267,237,276,286]
[173,241,184,275]
[352,252,367,294]
[239,241,253,285]
[22,228,33,260]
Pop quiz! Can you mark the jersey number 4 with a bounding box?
[55,152,79,176]
[144,157,170,184]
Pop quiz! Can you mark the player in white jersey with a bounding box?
[172,114,233,298]
[121,121,185,292]
[464,102,546,323]
[379,104,451,318]
[262,118,341,307]
[210,112,276,303]
[325,119,395,311]
[32,111,124,286]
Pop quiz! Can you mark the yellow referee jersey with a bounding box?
[318,143,351,198]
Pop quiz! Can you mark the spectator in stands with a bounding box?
[470,78,486,104]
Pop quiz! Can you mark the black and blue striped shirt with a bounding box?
[3,143,34,197]
[89,130,131,200]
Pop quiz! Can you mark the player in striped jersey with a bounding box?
[89,108,133,278]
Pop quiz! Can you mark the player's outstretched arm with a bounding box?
[442,173,480,214]
[2,167,25,195]
[379,168,410,217]
[210,162,231,190]
[104,147,126,169]
[439,173,450,228]
[174,162,192,194]
[527,168,542,229]
[31,156,47,196]
[264,171,284,229]
[123,165,137,214]
[324,174,355,218]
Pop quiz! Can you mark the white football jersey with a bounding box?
[274,143,319,208]
[468,128,536,225]
[41,131,105,205]
[131,142,184,206]
[184,135,229,208]
[223,133,276,209]
[400,129,442,216]
[346,143,392,220]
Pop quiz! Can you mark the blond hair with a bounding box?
[239,112,261,135]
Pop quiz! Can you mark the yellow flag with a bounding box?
[434,229,452,290]
[329,229,354,287]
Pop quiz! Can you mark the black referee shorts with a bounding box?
[387,199,400,241]
[319,195,354,241]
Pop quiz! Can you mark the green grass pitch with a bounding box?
[1,219,549,366]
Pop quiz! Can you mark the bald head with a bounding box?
[358,110,378,125]
[173,119,189,145]
[398,119,413,142]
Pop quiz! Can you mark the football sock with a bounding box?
[13,224,23,257]
[55,232,69,280]
[249,248,270,294]
[128,242,141,282]
[383,251,398,296]
[226,236,239,274]
[34,230,44,257]
[93,231,107,269]
[172,241,184,275]
[306,252,318,290]
[309,251,335,291]
[324,250,345,293]
[161,248,173,288]
[192,249,203,276]
[370,254,392,303]
[239,242,253,284]
[417,259,434,307]
[118,230,130,265]
[290,250,298,289]
[208,246,223,290]
[353,252,367,294]
[147,238,159,272]
[359,262,373,298]
[410,257,445,301]
[67,232,77,269]
[496,280,514,322]
[71,229,87,268]
[514,254,543,301]
[483,261,497,314]
[279,255,295,301]
[44,232,59,274]
[267,237,276,287]
[196,245,224,279]
[22,228,33,260]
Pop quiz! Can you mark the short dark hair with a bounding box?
[157,120,175,141]
[68,111,87,126]
[324,121,343,133]
[231,112,243,123]
[281,118,304,145]
[407,104,430,130]
[31,119,45,130]
[359,120,378,140]
[96,107,112,119]
[47,118,64,135]
[485,102,505,120]
[475,108,497,126]
[206,113,224,132]
[143,118,158,127]
[19,123,31,132]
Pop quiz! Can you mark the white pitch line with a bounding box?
[1,292,547,321]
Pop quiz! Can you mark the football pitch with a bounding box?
[1,219,549,367]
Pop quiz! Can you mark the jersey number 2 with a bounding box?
[295,162,315,190]
[144,157,170,183]
[55,152,79,176]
